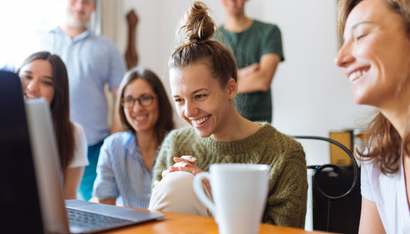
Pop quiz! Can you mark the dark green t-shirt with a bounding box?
[216,20,284,122]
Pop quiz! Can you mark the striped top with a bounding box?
[93,132,154,209]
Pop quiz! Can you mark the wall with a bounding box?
[263,0,374,166]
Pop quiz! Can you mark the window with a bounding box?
[0,0,60,69]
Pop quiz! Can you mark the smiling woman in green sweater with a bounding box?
[149,1,308,228]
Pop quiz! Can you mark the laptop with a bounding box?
[24,95,165,233]
[0,71,44,233]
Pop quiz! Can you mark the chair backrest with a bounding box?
[293,135,360,233]
[0,71,44,233]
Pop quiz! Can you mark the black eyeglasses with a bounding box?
[121,96,156,108]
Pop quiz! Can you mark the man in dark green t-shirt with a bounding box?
[215,0,284,122]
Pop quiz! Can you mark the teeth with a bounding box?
[136,116,147,121]
[192,116,209,126]
[349,70,367,83]
[25,93,38,99]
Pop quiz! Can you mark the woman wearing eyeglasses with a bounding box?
[92,67,174,208]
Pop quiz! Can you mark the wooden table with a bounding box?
[100,209,331,234]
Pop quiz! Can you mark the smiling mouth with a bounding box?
[25,93,39,99]
[135,116,148,121]
[349,69,368,83]
[72,11,85,18]
[192,115,210,126]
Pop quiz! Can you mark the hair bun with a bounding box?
[178,1,216,44]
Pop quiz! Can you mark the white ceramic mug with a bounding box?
[193,164,270,234]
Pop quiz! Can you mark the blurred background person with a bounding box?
[215,0,284,123]
[34,0,127,200]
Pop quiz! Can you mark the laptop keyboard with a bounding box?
[67,208,133,230]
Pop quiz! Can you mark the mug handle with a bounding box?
[193,172,215,216]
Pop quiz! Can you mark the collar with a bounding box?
[124,132,158,172]
[50,27,91,43]
[124,132,140,159]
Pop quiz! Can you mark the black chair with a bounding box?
[293,136,360,233]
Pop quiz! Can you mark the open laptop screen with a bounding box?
[25,98,165,233]
[0,71,44,233]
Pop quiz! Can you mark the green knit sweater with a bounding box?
[153,122,307,228]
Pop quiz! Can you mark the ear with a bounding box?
[226,78,237,101]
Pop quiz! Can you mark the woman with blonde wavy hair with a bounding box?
[148,1,308,228]
[335,0,410,233]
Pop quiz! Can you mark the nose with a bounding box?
[132,100,144,112]
[184,101,197,119]
[27,79,39,92]
[72,0,85,9]
[334,42,355,68]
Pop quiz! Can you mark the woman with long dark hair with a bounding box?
[17,51,88,199]
[92,67,174,209]
[335,0,410,233]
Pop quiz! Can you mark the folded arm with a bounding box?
[237,54,281,93]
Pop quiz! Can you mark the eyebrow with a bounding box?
[23,70,54,80]
[191,88,208,94]
[172,88,209,98]
[350,21,375,31]
[124,93,153,98]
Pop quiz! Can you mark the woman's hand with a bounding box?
[169,156,203,176]
[154,156,202,187]
[154,156,211,195]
